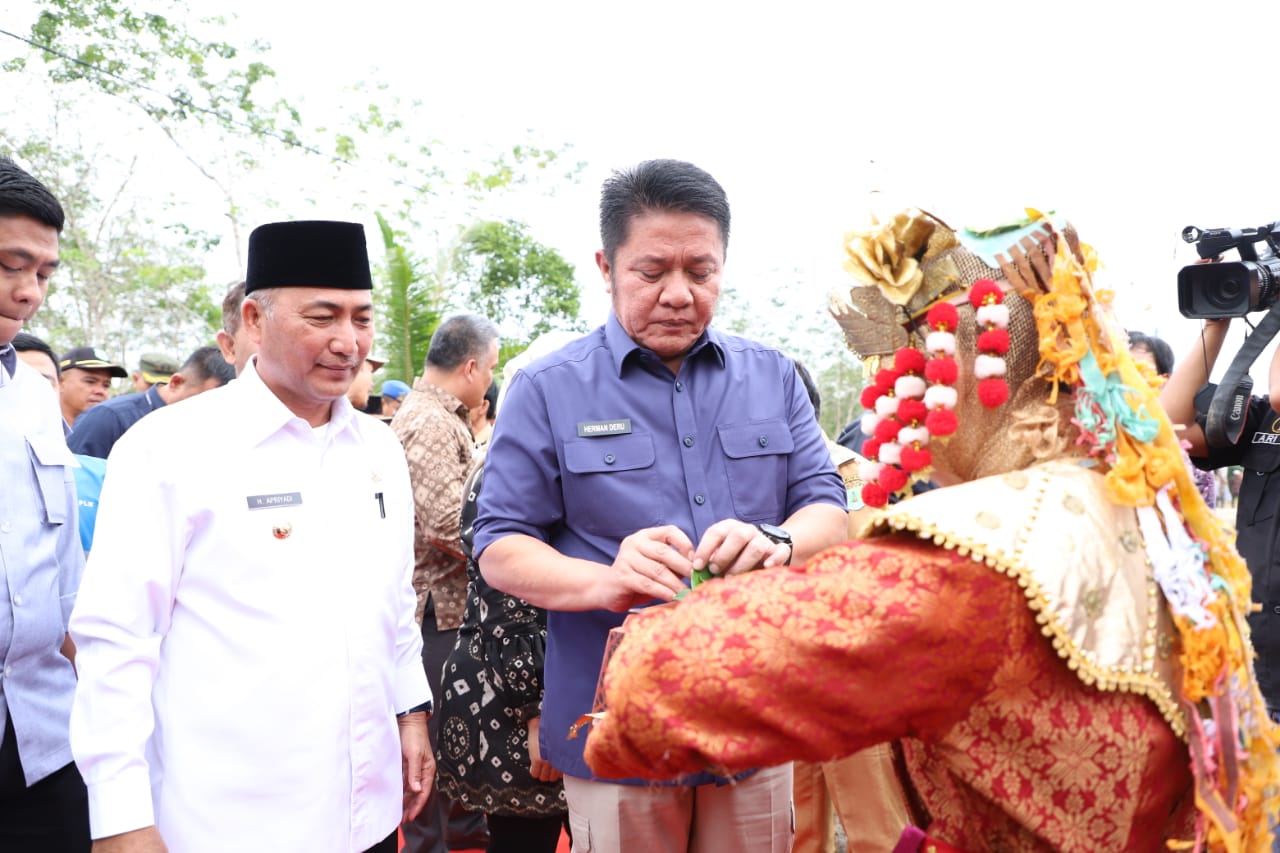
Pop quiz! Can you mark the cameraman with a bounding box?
[1161,317,1280,716]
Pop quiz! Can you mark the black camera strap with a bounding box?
[1205,303,1280,447]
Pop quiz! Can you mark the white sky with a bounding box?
[8,0,1280,384]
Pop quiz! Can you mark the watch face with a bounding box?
[757,523,791,544]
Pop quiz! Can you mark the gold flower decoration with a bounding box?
[842,209,937,306]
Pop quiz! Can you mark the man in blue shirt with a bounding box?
[0,155,90,850]
[475,159,847,852]
[68,345,235,459]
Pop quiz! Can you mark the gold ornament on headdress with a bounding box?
[833,209,967,359]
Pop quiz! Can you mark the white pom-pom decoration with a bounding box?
[975,354,1007,379]
[924,385,959,410]
[875,395,899,417]
[860,411,881,433]
[878,442,902,465]
[859,460,884,481]
[898,426,930,446]
[894,375,927,399]
[976,304,1009,328]
[925,331,956,355]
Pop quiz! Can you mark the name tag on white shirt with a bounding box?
[246,492,303,510]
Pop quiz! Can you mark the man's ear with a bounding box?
[216,329,235,363]
[159,372,186,402]
[595,250,612,295]
[241,299,266,344]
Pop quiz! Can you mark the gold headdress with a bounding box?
[833,208,1280,852]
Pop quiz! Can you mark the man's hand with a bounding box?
[692,519,788,579]
[93,827,167,853]
[526,716,561,783]
[397,711,433,822]
[594,526,694,611]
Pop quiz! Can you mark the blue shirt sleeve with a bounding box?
[67,403,126,458]
[473,369,563,558]
[778,354,848,518]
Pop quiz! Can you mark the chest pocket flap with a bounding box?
[717,420,794,522]
[717,420,795,459]
[26,434,75,525]
[564,433,655,474]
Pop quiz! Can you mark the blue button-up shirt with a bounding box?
[0,346,84,785]
[474,316,845,780]
[68,383,166,458]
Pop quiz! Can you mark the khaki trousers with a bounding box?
[563,764,793,853]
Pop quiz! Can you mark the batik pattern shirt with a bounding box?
[392,378,475,630]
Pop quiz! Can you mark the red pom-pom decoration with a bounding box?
[874,418,902,443]
[977,377,1009,408]
[893,347,926,374]
[874,368,901,390]
[896,399,927,424]
[860,385,884,408]
[969,278,1003,307]
[924,356,959,384]
[926,408,959,436]
[977,328,1011,355]
[926,301,959,331]
[861,482,889,508]
[861,437,882,460]
[899,445,932,472]
[878,466,909,492]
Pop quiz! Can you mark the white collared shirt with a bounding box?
[70,359,428,851]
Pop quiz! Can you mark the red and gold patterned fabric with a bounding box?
[584,537,1195,851]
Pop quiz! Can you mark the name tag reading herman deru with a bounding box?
[246,492,303,510]
[577,419,632,438]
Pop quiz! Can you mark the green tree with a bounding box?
[5,1,590,370]
[5,1,305,158]
[713,281,865,438]
[375,212,443,385]
[4,132,219,363]
[452,219,583,356]
[3,0,323,263]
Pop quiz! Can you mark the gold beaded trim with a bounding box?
[868,475,1188,741]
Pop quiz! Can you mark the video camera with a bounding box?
[1178,223,1280,318]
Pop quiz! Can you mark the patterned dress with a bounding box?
[435,466,567,818]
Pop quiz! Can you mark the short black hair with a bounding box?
[599,159,730,265]
[1128,331,1175,376]
[483,379,499,422]
[0,156,65,232]
[181,344,236,386]
[792,359,820,421]
[12,331,59,376]
[426,314,500,371]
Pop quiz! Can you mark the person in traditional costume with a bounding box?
[582,209,1280,852]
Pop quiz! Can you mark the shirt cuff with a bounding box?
[393,657,431,717]
[86,766,156,840]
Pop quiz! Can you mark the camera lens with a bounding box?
[1207,277,1243,310]
[1178,261,1257,318]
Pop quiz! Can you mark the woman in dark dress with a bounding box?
[436,464,567,853]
